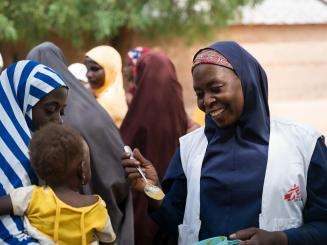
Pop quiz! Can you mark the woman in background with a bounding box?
[85,46,128,127]
[123,47,151,107]
[120,51,196,245]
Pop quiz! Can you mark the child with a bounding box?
[0,123,116,244]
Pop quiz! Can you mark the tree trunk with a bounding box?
[110,26,135,65]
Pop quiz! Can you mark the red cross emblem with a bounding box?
[284,184,301,201]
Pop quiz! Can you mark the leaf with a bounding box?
[0,0,262,47]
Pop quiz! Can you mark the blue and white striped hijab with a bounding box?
[0,60,66,243]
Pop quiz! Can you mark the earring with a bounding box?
[81,173,86,185]
[80,160,87,185]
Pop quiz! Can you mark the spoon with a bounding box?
[124,146,165,200]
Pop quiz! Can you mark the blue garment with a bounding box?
[198,41,269,236]
[151,41,327,244]
[0,60,66,243]
[195,42,270,238]
[152,137,327,244]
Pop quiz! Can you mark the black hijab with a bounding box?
[27,42,134,245]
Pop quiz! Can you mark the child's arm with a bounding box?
[96,217,116,244]
[1,186,35,217]
[0,195,13,215]
[94,199,116,244]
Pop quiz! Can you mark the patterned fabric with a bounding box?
[127,47,151,80]
[0,60,66,243]
[127,47,151,66]
[192,49,233,71]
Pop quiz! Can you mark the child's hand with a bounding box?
[121,148,159,192]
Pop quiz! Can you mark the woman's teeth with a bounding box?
[210,108,225,117]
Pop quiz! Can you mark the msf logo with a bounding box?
[284,184,301,202]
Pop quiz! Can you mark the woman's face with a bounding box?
[193,64,244,127]
[32,87,68,130]
[84,57,105,90]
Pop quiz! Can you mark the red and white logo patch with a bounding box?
[284,184,301,201]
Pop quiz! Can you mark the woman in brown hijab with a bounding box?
[120,51,194,244]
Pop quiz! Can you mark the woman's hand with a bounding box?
[121,148,159,192]
[230,228,288,245]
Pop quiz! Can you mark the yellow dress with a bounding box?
[10,186,116,245]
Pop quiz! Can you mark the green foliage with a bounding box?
[0,0,260,46]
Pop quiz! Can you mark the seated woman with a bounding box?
[122,41,327,245]
[0,60,67,243]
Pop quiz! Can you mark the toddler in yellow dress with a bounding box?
[0,123,116,244]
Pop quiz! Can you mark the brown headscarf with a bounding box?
[27,42,134,245]
[120,51,188,245]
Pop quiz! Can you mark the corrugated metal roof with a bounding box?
[239,0,327,25]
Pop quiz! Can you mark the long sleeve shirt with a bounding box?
[151,137,327,244]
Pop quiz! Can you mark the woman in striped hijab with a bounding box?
[0,60,67,243]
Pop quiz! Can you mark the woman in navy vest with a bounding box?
[122,41,327,245]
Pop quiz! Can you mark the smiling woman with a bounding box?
[192,63,243,127]
[122,41,327,245]
[0,60,67,243]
